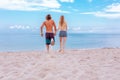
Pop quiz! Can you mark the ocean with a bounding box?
[0,33,120,52]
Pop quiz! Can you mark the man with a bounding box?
[40,14,57,53]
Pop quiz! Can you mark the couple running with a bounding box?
[40,14,67,53]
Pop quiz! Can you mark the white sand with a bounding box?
[0,48,120,80]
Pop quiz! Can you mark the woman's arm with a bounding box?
[57,24,60,31]
[66,23,68,31]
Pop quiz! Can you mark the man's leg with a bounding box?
[46,45,49,53]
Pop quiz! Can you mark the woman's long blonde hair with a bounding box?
[59,15,65,27]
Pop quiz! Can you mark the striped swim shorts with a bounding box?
[45,33,55,45]
[59,31,67,37]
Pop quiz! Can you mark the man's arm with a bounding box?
[40,22,45,37]
[53,21,57,36]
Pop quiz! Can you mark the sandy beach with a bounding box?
[0,48,120,80]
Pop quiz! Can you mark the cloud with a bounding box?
[81,11,120,18]
[10,25,30,29]
[69,27,81,33]
[60,0,74,3]
[80,3,120,19]
[50,9,70,13]
[0,0,76,13]
[104,3,120,12]
[88,0,93,3]
[72,27,81,31]
[0,0,61,11]
[68,6,79,12]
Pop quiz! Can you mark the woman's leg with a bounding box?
[63,37,67,51]
[59,37,62,52]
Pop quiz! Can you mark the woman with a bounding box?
[40,14,57,53]
[58,15,67,53]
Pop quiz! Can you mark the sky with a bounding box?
[0,0,120,34]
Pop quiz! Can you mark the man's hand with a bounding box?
[41,33,43,37]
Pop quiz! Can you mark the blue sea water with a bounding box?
[0,33,120,52]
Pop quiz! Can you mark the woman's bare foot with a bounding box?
[61,50,64,53]
[59,49,62,52]
[59,49,64,53]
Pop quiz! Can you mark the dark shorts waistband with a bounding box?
[45,33,54,38]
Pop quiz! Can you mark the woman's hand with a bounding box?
[54,32,56,36]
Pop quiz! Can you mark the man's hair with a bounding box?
[46,14,51,20]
